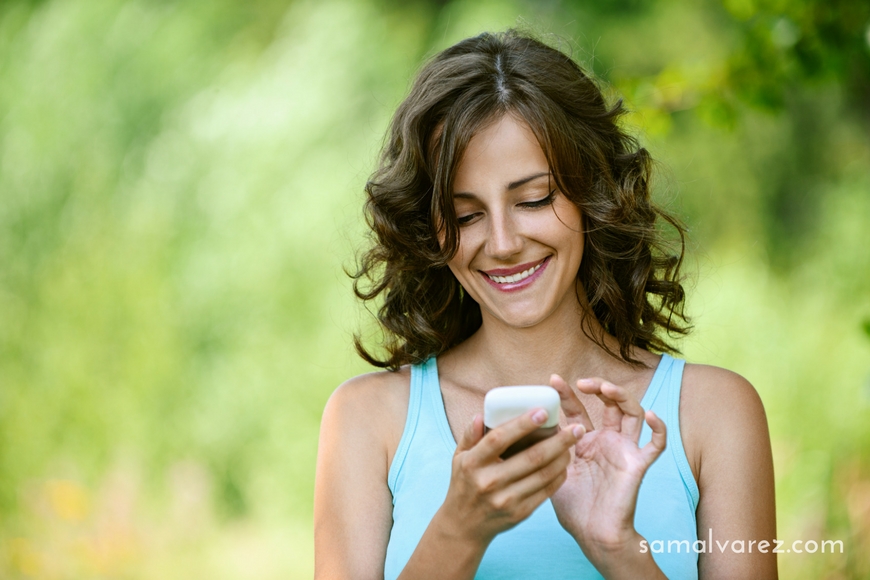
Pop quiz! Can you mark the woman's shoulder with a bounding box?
[327,366,411,408]
[677,362,771,484]
[321,367,414,468]
[680,362,769,429]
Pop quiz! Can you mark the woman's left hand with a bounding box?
[548,375,667,573]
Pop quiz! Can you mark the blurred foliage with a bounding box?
[0,0,868,578]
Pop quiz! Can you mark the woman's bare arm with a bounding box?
[314,372,406,579]
[682,365,778,579]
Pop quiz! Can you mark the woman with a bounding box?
[314,30,776,579]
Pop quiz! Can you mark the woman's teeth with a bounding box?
[487,262,543,284]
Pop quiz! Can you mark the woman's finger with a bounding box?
[549,374,594,431]
[577,378,645,438]
[497,423,584,484]
[600,381,646,439]
[456,413,485,454]
[501,442,572,499]
[575,378,622,431]
[473,408,552,461]
[639,410,668,467]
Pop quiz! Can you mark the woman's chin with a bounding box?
[484,307,551,330]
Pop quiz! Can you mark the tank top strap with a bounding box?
[643,354,700,510]
[388,358,455,495]
[420,358,457,453]
[664,356,699,509]
[638,353,672,409]
[388,360,425,494]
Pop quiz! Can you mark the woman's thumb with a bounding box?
[457,413,484,452]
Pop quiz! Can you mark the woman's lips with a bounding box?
[480,256,550,292]
[482,258,545,277]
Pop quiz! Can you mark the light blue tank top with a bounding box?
[384,354,700,579]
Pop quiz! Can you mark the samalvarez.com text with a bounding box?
[640,529,844,555]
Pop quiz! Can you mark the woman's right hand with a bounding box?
[435,409,585,548]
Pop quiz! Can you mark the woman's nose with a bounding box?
[484,211,523,260]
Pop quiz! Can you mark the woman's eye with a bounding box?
[520,190,556,208]
[457,213,479,225]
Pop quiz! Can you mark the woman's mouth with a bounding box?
[481,257,550,292]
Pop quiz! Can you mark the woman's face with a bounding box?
[447,114,585,329]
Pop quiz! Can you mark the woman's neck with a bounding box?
[442,302,638,393]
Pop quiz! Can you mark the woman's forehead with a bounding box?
[452,115,550,194]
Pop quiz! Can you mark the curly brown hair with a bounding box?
[352,29,690,370]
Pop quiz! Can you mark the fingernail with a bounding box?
[578,379,594,386]
[572,425,585,438]
[532,409,548,424]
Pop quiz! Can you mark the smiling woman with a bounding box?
[314,30,777,579]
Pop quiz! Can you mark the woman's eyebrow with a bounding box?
[454,172,551,199]
[507,171,550,190]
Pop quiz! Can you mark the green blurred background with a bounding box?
[0,0,868,577]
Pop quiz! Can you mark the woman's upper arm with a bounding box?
[682,365,778,580]
[314,372,408,580]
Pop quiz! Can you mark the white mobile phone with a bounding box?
[483,386,561,459]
